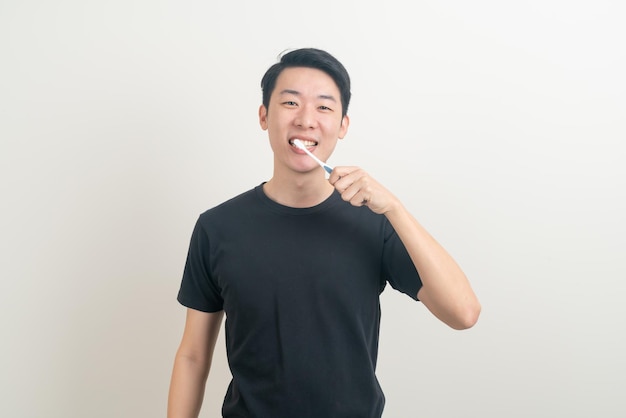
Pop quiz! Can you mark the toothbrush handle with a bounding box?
[301,144,333,174]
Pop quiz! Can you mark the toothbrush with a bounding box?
[293,139,333,174]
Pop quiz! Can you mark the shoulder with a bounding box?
[199,186,260,219]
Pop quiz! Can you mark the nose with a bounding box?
[294,105,317,129]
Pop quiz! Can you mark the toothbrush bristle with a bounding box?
[293,139,305,150]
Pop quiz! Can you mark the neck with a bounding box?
[263,168,334,208]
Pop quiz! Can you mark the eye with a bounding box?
[318,105,333,111]
[282,101,298,107]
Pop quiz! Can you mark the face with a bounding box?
[259,67,349,175]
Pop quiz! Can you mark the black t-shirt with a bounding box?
[178,184,422,417]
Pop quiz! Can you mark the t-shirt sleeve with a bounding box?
[177,217,224,312]
[382,220,423,301]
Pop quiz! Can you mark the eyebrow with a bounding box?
[279,89,337,102]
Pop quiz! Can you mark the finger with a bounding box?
[332,173,354,194]
[339,177,369,203]
[328,168,345,185]
[350,194,369,207]
[328,171,339,185]
[329,166,358,185]
[341,181,370,206]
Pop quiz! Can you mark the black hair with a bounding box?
[261,48,351,118]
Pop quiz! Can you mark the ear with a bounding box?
[338,115,350,139]
[259,105,268,130]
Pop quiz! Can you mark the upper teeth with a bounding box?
[292,139,316,146]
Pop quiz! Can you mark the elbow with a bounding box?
[450,301,481,330]
[419,287,482,330]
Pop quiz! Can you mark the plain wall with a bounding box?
[1,1,624,417]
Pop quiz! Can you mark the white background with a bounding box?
[1,1,624,417]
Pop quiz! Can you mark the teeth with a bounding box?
[291,139,317,146]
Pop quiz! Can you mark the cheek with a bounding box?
[322,119,345,138]
[267,111,289,130]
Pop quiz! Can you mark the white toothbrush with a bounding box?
[292,139,333,174]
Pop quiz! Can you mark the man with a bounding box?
[168,48,481,418]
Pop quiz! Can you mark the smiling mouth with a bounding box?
[289,139,318,147]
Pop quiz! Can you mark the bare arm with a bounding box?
[384,204,480,329]
[168,308,224,418]
[330,166,481,330]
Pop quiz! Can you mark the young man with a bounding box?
[168,48,481,418]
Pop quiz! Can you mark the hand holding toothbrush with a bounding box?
[293,140,400,215]
[328,166,402,216]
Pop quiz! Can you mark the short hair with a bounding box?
[261,48,352,118]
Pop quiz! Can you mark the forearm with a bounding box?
[327,167,480,328]
[167,353,210,418]
[385,201,481,329]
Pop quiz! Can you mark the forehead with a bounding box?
[273,67,340,98]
